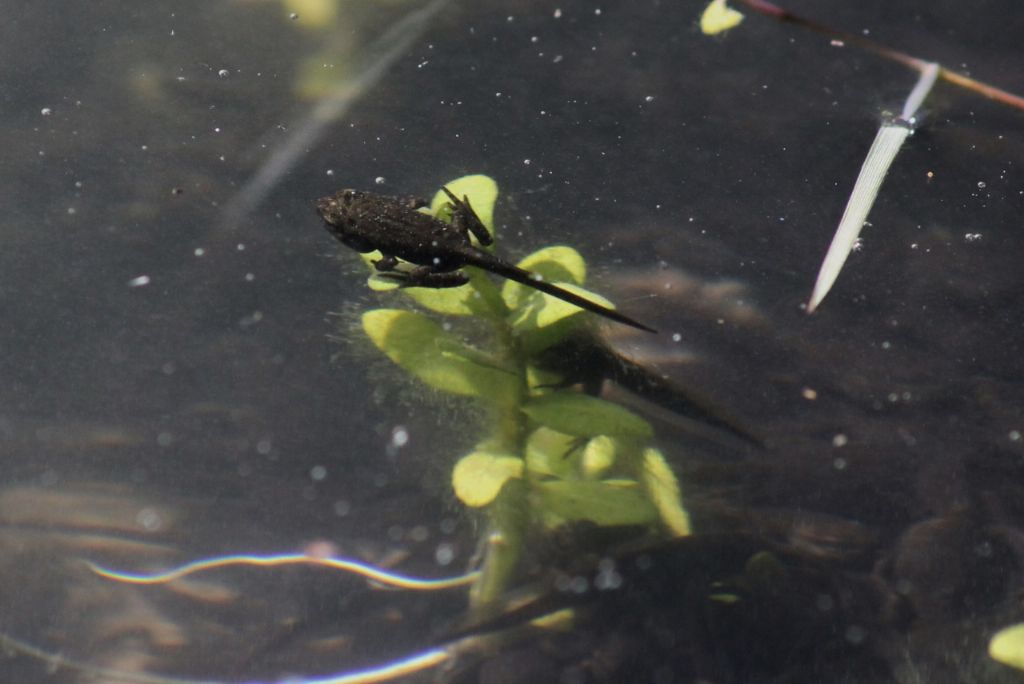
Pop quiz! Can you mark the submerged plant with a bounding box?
[73,176,691,682]
[358,174,690,610]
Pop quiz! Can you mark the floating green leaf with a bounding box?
[990,623,1024,671]
[430,174,499,237]
[453,451,524,507]
[700,0,744,35]
[502,246,587,310]
[522,392,653,439]
[641,447,691,537]
[362,309,518,403]
[537,480,657,527]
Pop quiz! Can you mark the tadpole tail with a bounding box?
[482,258,657,334]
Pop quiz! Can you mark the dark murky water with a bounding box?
[1,1,1022,682]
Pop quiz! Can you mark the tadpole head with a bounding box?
[316,189,359,224]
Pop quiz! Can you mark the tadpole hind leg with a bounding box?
[372,254,400,271]
[378,266,471,289]
[441,186,493,246]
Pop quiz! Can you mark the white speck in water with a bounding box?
[326,169,335,177]
[289,12,298,20]
[40,107,52,116]
[67,207,76,215]
[374,176,386,185]
[594,8,602,15]
[553,8,562,18]
[310,465,327,481]
[236,243,245,251]
[833,457,848,470]
[128,275,151,287]
[435,542,455,566]
[523,159,531,165]
[671,333,681,342]
[391,426,409,448]
[832,433,848,448]
[156,431,173,446]
[594,558,622,590]
[245,273,255,281]
[218,69,230,78]
[160,362,175,375]
[964,233,982,242]
[644,95,654,102]
[333,499,351,516]
[1009,430,1021,442]
[194,247,205,257]
[136,508,163,531]
[256,439,272,455]
[977,181,987,189]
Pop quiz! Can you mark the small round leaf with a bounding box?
[453,452,524,507]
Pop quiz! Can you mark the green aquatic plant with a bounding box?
[359,174,690,610]
[989,623,1024,672]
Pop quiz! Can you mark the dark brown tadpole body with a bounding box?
[316,187,656,333]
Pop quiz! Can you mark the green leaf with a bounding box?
[581,436,616,479]
[501,246,587,310]
[430,174,499,236]
[452,451,524,507]
[510,283,616,355]
[362,309,518,403]
[522,392,654,439]
[403,283,485,316]
[700,0,744,35]
[367,273,401,291]
[524,426,579,480]
[537,480,657,527]
[511,282,612,329]
[990,623,1024,671]
[641,448,691,537]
